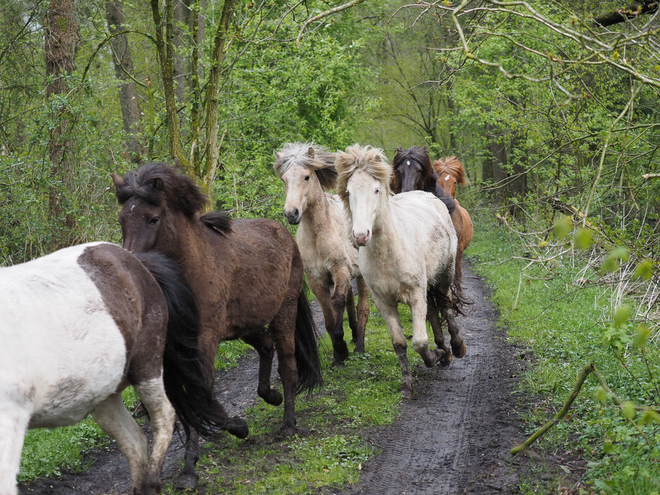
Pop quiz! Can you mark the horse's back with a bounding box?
[389,191,458,285]
[0,242,162,428]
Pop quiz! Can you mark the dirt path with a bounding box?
[335,262,532,495]
[20,262,547,495]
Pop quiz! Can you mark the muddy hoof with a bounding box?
[261,389,283,406]
[452,341,466,358]
[399,384,413,399]
[176,472,198,490]
[331,359,346,369]
[279,424,297,437]
[227,417,249,439]
[433,348,452,368]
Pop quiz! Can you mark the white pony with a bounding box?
[336,144,466,397]
[274,143,369,366]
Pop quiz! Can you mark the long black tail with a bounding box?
[135,252,248,439]
[294,282,323,393]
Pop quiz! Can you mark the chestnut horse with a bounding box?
[336,145,466,398]
[0,243,233,495]
[274,142,370,365]
[112,163,322,489]
[433,156,473,293]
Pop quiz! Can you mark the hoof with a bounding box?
[331,359,346,369]
[333,346,350,364]
[261,389,283,406]
[439,350,453,368]
[279,424,297,437]
[399,384,413,399]
[452,341,466,358]
[227,417,249,439]
[354,344,365,354]
[176,472,198,490]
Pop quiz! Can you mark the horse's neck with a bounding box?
[300,188,332,236]
[368,198,401,259]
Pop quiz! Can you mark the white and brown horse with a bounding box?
[274,142,370,365]
[0,243,241,495]
[336,145,466,398]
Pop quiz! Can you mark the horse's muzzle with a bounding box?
[353,230,370,247]
[284,209,301,225]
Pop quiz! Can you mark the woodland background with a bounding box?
[1,0,659,492]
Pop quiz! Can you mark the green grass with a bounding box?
[162,305,418,494]
[467,211,660,494]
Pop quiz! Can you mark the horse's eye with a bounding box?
[304,175,310,181]
[148,217,159,225]
[374,189,380,195]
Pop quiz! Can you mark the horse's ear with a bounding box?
[152,177,165,191]
[111,173,125,189]
[396,147,403,152]
[274,151,281,160]
[374,154,382,162]
[306,147,315,158]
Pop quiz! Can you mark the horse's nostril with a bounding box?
[293,208,299,218]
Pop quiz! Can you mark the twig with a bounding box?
[296,0,367,48]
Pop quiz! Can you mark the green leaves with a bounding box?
[574,227,594,249]
[632,259,654,281]
[601,246,629,274]
[613,305,631,329]
[553,215,572,240]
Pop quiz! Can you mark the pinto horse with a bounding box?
[274,142,370,365]
[336,145,466,398]
[112,162,323,489]
[433,156,473,292]
[0,242,234,495]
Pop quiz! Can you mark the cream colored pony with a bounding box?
[274,143,370,366]
[336,144,466,397]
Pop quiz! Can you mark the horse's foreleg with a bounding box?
[270,306,299,434]
[133,377,176,495]
[244,333,282,406]
[308,276,348,366]
[330,267,353,365]
[346,282,359,343]
[427,290,452,367]
[177,430,200,490]
[92,393,148,494]
[410,293,441,368]
[373,295,413,398]
[0,400,30,495]
[355,275,370,354]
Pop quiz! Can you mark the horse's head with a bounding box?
[336,145,390,247]
[433,157,467,198]
[273,143,336,225]
[391,146,434,194]
[112,162,208,253]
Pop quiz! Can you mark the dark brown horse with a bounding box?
[112,162,322,489]
[391,146,456,215]
[433,156,473,292]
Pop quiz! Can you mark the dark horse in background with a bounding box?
[391,147,471,293]
[112,163,323,489]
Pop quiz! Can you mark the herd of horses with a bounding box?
[0,144,472,494]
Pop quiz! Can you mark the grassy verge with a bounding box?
[466,210,660,494]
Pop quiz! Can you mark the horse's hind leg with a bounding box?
[269,305,299,433]
[346,282,358,343]
[0,401,31,495]
[92,393,149,494]
[427,290,452,368]
[308,276,348,366]
[244,332,283,406]
[133,377,176,494]
[437,296,466,358]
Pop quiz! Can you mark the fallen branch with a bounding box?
[511,362,654,455]
[643,173,660,180]
[594,2,658,27]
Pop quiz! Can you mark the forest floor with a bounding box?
[19,261,584,495]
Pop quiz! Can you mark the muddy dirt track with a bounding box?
[19,262,571,495]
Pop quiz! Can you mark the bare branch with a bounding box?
[296,0,367,48]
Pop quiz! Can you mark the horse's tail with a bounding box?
[294,282,323,393]
[134,252,248,440]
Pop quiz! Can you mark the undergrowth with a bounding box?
[467,207,660,494]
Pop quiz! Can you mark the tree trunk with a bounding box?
[105,0,145,163]
[173,0,188,114]
[45,0,79,236]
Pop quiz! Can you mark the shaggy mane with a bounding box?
[433,156,468,186]
[273,142,338,190]
[335,144,391,214]
[114,161,232,236]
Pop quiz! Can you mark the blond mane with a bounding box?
[335,144,391,211]
[273,142,337,190]
[432,156,468,185]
